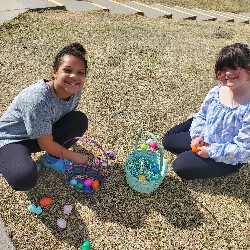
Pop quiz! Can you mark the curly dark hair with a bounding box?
[52,43,88,73]
[215,43,250,76]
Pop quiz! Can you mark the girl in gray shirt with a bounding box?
[0,43,89,191]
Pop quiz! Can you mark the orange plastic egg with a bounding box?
[39,197,53,207]
[191,146,200,153]
[91,180,100,190]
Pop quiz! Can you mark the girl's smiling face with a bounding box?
[53,55,86,100]
[217,66,249,90]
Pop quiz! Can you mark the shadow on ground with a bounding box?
[25,160,207,247]
[185,164,249,205]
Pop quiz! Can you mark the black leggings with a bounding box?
[0,111,88,191]
[162,118,244,180]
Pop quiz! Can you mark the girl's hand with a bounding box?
[73,153,88,164]
[191,136,204,148]
[197,146,209,158]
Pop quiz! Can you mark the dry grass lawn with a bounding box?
[115,0,250,13]
[0,8,249,250]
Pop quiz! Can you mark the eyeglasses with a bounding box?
[217,67,241,81]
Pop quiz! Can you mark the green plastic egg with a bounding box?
[75,183,84,190]
[140,144,148,150]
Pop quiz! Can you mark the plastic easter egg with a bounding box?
[96,151,102,156]
[102,161,107,167]
[75,183,84,189]
[84,179,93,187]
[149,147,157,152]
[146,138,153,145]
[140,144,148,150]
[57,218,67,229]
[151,166,159,174]
[83,186,92,192]
[77,178,85,184]
[70,179,77,186]
[64,204,73,215]
[94,157,100,164]
[139,175,146,181]
[40,197,53,207]
[81,240,91,250]
[28,204,37,213]
[106,150,115,158]
[34,206,43,215]
[149,141,158,149]
[192,145,200,153]
[91,180,100,190]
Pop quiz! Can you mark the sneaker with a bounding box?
[42,153,73,173]
[36,163,41,172]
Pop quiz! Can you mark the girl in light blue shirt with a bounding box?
[162,43,250,180]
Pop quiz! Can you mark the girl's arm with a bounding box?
[37,135,88,164]
[208,116,250,165]
[190,88,215,139]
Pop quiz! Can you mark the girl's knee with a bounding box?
[172,153,194,180]
[162,133,171,150]
[71,111,88,131]
[11,168,38,191]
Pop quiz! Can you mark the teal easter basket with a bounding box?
[125,131,168,194]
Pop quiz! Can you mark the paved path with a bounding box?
[0,0,63,26]
[0,217,16,250]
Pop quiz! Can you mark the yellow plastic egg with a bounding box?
[96,151,102,156]
[139,175,146,181]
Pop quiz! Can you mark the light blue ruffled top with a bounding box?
[190,85,250,165]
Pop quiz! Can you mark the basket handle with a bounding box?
[61,137,108,169]
[135,131,163,172]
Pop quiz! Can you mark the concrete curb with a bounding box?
[0,218,16,250]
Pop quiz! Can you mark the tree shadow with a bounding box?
[184,164,249,205]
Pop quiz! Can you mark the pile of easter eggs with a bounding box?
[69,178,100,192]
[93,151,108,167]
[127,138,161,182]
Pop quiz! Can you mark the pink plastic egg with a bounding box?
[83,179,93,187]
[149,141,158,149]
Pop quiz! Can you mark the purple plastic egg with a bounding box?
[57,218,67,229]
[83,179,93,187]
[64,204,73,215]
[106,150,115,158]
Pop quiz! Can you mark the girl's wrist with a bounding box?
[191,135,200,139]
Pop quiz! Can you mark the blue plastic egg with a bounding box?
[34,206,43,215]
[28,204,36,213]
[83,186,92,192]
[146,138,153,145]
[70,179,77,186]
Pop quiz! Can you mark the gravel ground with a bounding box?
[0,10,249,250]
